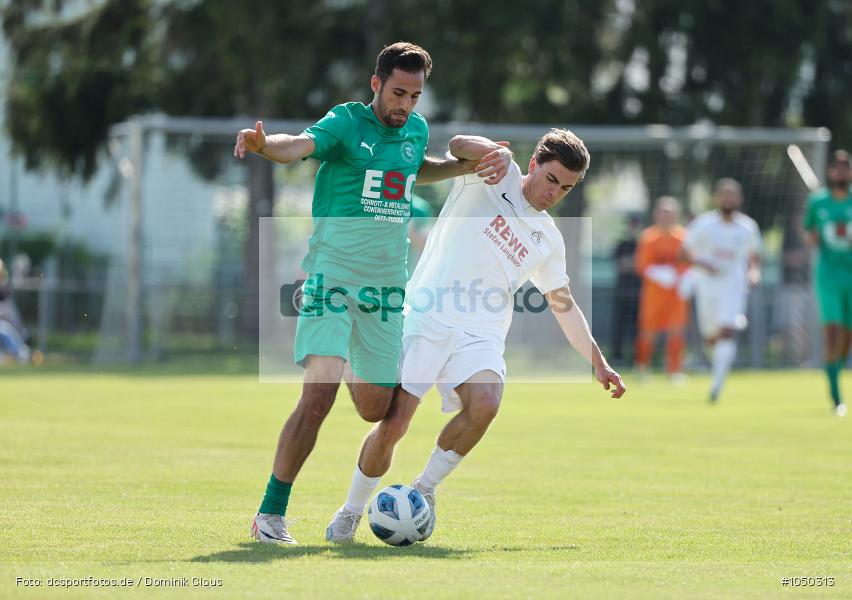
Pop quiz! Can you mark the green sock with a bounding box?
[259,474,292,516]
[826,361,842,407]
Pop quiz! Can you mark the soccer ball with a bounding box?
[367,484,431,546]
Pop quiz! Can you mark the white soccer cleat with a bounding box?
[412,479,436,542]
[251,513,297,545]
[836,403,848,418]
[325,506,363,543]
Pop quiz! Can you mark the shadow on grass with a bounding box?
[190,542,471,563]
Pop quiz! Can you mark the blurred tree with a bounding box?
[2,0,156,179]
[4,0,850,334]
[801,0,852,155]
[588,0,847,234]
[2,0,367,338]
[158,0,365,336]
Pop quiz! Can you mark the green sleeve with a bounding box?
[303,105,353,161]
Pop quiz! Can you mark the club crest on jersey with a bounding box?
[400,141,416,163]
[531,231,544,245]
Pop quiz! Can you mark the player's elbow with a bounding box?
[448,136,466,157]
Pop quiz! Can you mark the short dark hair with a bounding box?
[533,129,590,176]
[714,177,743,196]
[375,42,432,83]
[829,149,851,168]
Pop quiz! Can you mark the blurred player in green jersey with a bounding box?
[804,149,852,417]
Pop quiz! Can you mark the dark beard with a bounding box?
[374,87,404,128]
[828,177,849,191]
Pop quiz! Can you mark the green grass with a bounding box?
[1,369,850,599]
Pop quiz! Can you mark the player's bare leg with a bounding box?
[358,389,420,476]
[841,327,852,362]
[272,355,346,481]
[412,370,504,541]
[434,372,504,455]
[326,387,419,542]
[346,375,395,424]
[823,324,847,415]
[253,355,344,545]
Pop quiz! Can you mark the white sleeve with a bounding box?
[749,219,762,254]
[529,239,570,294]
[683,218,701,253]
[495,160,523,194]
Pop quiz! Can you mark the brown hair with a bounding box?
[375,42,432,83]
[533,129,590,177]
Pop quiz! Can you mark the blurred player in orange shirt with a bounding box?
[635,197,689,380]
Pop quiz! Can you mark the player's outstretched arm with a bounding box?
[448,135,513,185]
[678,247,718,274]
[545,286,626,398]
[416,156,478,184]
[233,120,315,164]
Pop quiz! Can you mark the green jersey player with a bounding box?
[234,42,511,544]
[804,149,852,416]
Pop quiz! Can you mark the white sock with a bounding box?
[712,338,737,394]
[415,446,464,492]
[343,465,381,514]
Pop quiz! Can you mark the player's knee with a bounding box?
[378,414,410,445]
[468,390,501,426]
[298,401,334,429]
[358,406,388,423]
[355,397,392,423]
[297,385,337,427]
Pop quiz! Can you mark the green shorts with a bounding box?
[293,273,405,387]
[815,272,852,328]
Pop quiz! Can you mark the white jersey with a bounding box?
[405,161,569,346]
[683,210,761,291]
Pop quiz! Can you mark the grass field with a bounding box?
[1,367,851,599]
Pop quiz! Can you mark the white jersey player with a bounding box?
[681,178,762,403]
[326,129,625,543]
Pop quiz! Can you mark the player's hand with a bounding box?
[455,158,480,176]
[696,260,719,275]
[474,142,512,185]
[234,120,267,159]
[595,363,626,398]
[747,268,761,286]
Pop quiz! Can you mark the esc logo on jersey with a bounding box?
[361,169,417,202]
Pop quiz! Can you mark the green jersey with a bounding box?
[301,102,428,287]
[804,187,852,281]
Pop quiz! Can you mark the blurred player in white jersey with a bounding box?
[681,179,762,403]
[325,129,625,543]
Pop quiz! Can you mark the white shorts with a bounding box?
[400,310,506,413]
[694,282,748,339]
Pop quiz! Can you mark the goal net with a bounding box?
[85,116,829,374]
